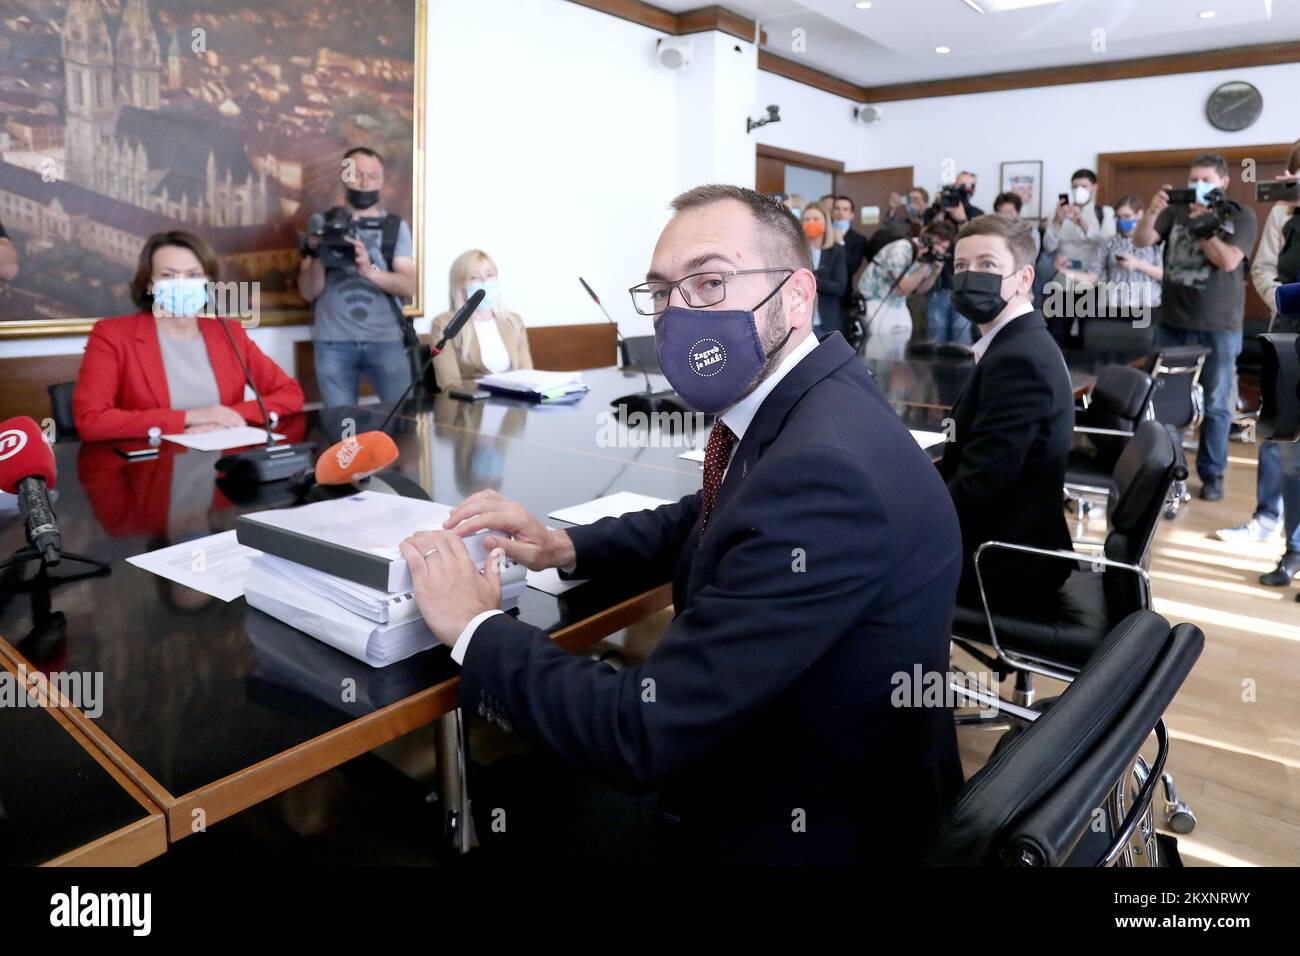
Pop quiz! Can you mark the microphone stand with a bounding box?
[577,277,690,419]
[212,318,315,483]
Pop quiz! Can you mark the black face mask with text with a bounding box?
[951,269,1011,325]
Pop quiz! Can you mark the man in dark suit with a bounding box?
[399,185,964,865]
[940,214,1075,609]
[832,195,871,337]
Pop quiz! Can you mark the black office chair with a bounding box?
[930,610,1203,866]
[1143,345,1207,519]
[1080,316,1156,354]
[619,335,662,375]
[1065,364,1155,516]
[953,420,1195,831]
[47,382,78,442]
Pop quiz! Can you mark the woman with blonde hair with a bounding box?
[801,205,849,336]
[429,249,533,390]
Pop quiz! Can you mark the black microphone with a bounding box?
[577,276,690,419]
[375,288,485,433]
[212,318,315,483]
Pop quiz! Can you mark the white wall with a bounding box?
[753,70,865,170]
[857,61,1300,221]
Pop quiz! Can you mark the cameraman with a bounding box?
[1216,152,1300,586]
[923,171,984,344]
[299,147,418,409]
[858,218,956,361]
[1134,153,1258,501]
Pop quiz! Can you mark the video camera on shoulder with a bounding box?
[308,206,360,269]
[1167,186,1240,239]
[1257,282,1300,441]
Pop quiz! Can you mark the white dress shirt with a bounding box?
[970,299,1034,364]
[450,330,822,665]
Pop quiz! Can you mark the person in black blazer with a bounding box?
[940,214,1075,609]
[398,185,964,865]
[801,205,849,336]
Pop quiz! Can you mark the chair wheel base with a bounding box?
[1166,805,1197,834]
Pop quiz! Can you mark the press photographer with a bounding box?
[298,146,419,409]
[922,171,984,344]
[1133,152,1258,502]
[858,217,957,361]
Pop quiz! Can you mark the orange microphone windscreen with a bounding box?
[314,431,400,485]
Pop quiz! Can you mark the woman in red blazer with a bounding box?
[74,230,305,442]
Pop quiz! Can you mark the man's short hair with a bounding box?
[923,218,958,243]
[670,184,812,271]
[957,171,976,181]
[343,146,384,166]
[1071,168,1098,184]
[993,190,1022,213]
[834,194,855,207]
[910,186,930,205]
[1116,193,1145,213]
[1190,153,1228,177]
[956,214,1037,271]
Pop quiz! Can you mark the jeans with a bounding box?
[314,340,413,410]
[926,289,973,345]
[1155,325,1242,482]
[1253,440,1300,553]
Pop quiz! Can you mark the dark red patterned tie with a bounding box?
[699,421,737,540]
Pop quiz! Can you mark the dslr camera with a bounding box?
[938,183,970,209]
[1165,186,1240,239]
[917,234,945,264]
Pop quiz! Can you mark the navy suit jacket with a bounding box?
[460,333,964,864]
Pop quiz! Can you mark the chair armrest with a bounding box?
[1072,538,1105,551]
[971,541,1150,681]
[1100,721,1170,867]
[1073,425,1136,438]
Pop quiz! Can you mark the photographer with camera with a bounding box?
[298,147,419,409]
[1215,147,1300,585]
[1134,152,1258,501]
[923,171,984,345]
[1043,168,1115,288]
[858,218,956,361]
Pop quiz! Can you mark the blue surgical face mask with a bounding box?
[654,274,795,414]
[466,279,500,310]
[152,277,208,317]
[832,218,852,232]
[1117,217,1137,235]
[788,207,801,218]
[1190,179,1217,206]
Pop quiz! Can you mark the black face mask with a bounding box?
[951,269,1011,325]
[346,188,379,210]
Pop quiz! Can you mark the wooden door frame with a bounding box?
[756,144,845,175]
[1097,142,1293,201]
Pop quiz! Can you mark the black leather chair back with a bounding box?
[1079,365,1154,469]
[47,382,78,442]
[1145,346,1208,431]
[925,610,1203,866]
[1102,420,1183,620]
[619,335,662,376]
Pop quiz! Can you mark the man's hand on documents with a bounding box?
[441,489,576,572]
[399,530,503,647]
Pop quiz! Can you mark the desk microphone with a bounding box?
[577,276,689,418]
[0,416,107,576]
[211,318,315,483]
[373,289,485,435]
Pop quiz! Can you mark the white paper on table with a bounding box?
[527,567,587,595]
[126,530,261,602]
[910,430,948,450]
[161,426,286,451]
[677,448,706,463]
[547,491,672,526]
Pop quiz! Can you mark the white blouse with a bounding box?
[474,314,511,374]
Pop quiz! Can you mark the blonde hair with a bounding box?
[448,249,498,312]
[801,206,842,250]
[784,194,806,212]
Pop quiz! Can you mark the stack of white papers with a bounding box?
[477,368,588,401]
[162,426,286,451]
[547,491,672,526]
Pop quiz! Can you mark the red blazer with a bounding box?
[74,311,305,442]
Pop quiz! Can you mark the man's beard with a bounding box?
[733,294,792,405]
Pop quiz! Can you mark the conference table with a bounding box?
[0,350,1111,864]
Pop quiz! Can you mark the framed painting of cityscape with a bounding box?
[0,0,425,337]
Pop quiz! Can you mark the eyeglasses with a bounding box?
[628,268,794,316]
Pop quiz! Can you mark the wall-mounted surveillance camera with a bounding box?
[747,104,780,133]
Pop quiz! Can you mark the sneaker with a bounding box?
[1199,477,1224,501]
[1260,551,1300,587]
[1214,518,1283,543]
